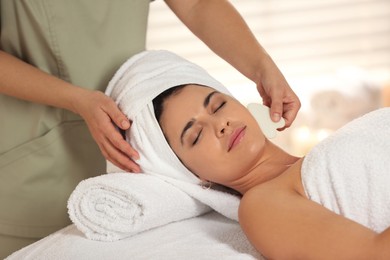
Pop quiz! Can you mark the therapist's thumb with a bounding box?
[270,99,283,123]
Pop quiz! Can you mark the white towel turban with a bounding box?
[105,51,240,221]
[105,50,232,184]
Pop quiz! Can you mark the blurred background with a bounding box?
[147,0,390,156]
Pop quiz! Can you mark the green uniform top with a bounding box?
[0,0,150,239]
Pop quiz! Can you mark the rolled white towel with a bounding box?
[67,173,210,241]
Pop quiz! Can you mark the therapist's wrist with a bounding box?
[251,52,283,86]
[245,48,272,84]
[65,85,92,115]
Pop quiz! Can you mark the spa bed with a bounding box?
[7,211,263,259]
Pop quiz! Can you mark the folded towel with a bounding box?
[302,108,390,232]
[68,50,241,241]
[67,173,211,241]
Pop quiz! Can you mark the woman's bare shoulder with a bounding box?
[238,176,379,260]
[239,181,295,223]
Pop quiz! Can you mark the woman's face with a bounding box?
[159,85,266,186]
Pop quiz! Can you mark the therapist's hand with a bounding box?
[256,60,301,130]
[73,89,140,172]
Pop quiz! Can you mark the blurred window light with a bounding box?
[147,0,390,107]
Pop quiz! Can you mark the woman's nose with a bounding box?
[215,120,231,137]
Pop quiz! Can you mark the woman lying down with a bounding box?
[106,50,390,259]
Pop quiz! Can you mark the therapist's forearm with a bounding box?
[166,0,272,84]
[0,50,85,113]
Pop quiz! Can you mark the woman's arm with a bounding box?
[0,50,139,172]
[239,185,390,259]
[164,0,300,128]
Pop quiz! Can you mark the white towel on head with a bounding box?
[302,108,390,232]
[104,49,240,220]
[105,50,231,183]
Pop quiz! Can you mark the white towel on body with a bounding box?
[68,50,240,241]
[302,107,390,232]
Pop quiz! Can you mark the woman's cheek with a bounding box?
[247,139,264,154]
[182,153,208,175]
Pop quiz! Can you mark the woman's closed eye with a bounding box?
[192,129,202,146]
[213,101,226,113]
[191,101,226,146]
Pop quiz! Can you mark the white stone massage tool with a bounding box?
[247,103,285,139]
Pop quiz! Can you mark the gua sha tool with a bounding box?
[247,103,285,139]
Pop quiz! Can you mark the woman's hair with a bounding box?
[152,85,241,197]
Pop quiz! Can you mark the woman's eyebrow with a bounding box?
[203,91,219,108]
[180,90,219,145]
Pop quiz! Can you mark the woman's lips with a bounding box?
[228,126,246,151]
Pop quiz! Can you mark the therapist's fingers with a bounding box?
[100,96,140,159]
[268,94,283,123]
[272,90,301,130]
[282,94,301,129]
[101,104,141,172]
[104,100,131,131]
[257,73,300,129]
[74,90,140,172]
[257,82,284,123]
[100,132,141,173]
[92,114,141,172]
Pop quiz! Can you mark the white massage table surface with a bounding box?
[8,212,263,259]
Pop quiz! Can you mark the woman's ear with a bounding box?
[247,103,285,139]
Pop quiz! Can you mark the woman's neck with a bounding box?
[230,139,300,194]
